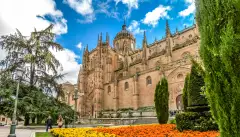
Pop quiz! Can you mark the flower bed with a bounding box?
[51,124,219,137]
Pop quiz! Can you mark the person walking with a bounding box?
[57,115,63,128]
[46,115,53,132]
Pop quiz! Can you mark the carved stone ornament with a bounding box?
[173,36,199,51]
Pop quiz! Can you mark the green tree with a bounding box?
[154,77,169,124]
[196,0,240,136]
[0,75,75,125]
[0,25,64,95]
[187,63,207,108]
[182,74,189,111]
[0,25,66,125]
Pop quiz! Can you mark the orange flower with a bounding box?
[93,124,219,137]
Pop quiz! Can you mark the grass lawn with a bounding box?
[35,132,52,137]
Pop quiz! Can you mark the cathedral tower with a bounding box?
[113,20,136,55]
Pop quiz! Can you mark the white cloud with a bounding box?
[178,0,195,17]
[64,0,95,23]
[96,0,120,20]
[50,48,81,84]
[76,42,82,50]
[0,0,67,36]
[127,20,144,35]
[77,14,96,24]
[115,0,138,9]
[114,0,139,18]
[142,5,171,27]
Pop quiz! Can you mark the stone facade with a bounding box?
[59,82,82,113]
[0,115,11,125]
[77,20,200,118]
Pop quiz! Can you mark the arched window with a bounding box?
[177,74,183,79]
[146,76,152,85]
[108,86,111,94]
[176,94,183,110]
[125,82,129,90]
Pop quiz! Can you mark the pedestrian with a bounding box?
[57,115,63,128]
[46,115,52,132]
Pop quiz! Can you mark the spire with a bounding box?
[142,31,147,47]
[122,18,127,30]
[106,32,109,43]
[166,20,171,37]
[97,34,100,44]
[100,32,102,42]
[144,31,146,41]
[86,44,88,52]
[176,27,179,35]
[155,37,157,42]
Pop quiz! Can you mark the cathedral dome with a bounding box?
[114,23,135,42]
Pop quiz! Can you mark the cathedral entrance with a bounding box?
[91,105,94,117]
[176,94,183,110]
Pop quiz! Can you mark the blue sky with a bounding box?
[0,0,195,83]
[56,0,195,62]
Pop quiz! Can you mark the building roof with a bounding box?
[114,22,135,42]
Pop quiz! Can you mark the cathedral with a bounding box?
[76,20,200,118]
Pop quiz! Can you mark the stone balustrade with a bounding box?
[88,118,138,125]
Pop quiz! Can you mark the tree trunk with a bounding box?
[24,114,30,126]
[31,116,36,124]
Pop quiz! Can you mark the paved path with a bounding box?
[0,126,45,137]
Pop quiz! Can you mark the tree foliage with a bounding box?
[0,25,64,95]
[196,0,240,136]
[0,25,68,125]
[154,77,169,124]
[182,74,189,111]
[0,74,75,125]
[187,63,207,107]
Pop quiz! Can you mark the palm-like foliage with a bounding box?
[0,25,64,95]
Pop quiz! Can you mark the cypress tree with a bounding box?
[196,0,240,136]
[182,74,189,111]
[188,63,207,107]
[154,81,161,123]
[154,77,169,124]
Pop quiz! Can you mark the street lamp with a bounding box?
[73,87,79,128]
[8,67,25,137]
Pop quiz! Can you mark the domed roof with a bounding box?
[114,23,135,41]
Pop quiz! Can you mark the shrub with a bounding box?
[168,118,176,124]
[187,105,210,112]
[176,111,218,132]
[182,74,190,111]
[154,77,169,124]
[187,63,208,108]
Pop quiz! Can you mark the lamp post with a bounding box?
[73,87,79,128]
[8,68,25,137]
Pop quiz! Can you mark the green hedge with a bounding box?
[137,106,155,112]
[188,64,208,107]
[176,111,218,132]
[187,105,210,112]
